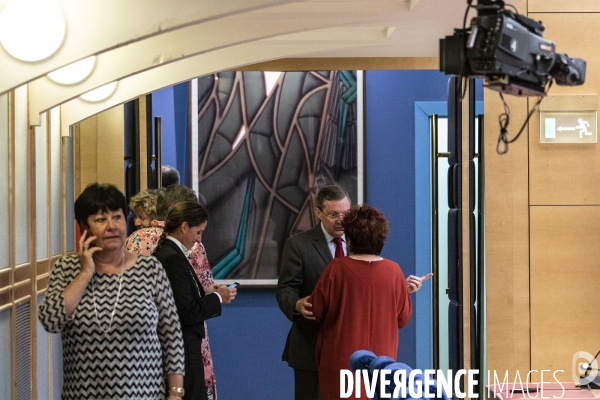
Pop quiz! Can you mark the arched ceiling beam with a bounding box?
[29,1,417,119]
[59,38,378,137]
[0,0,295,93]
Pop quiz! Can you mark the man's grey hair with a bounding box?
[161,165,180,187]
[316,185,349,210]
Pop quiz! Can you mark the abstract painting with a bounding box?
[196,70,361,281]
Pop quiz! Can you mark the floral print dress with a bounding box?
[189,242,218,399]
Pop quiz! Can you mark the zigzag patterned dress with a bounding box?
[38,254,185,400]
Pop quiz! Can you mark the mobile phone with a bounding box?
[228,282,240,289]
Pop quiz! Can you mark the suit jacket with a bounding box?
[276,224,332,371]
[154,239,221,337]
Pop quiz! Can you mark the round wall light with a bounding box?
[0,0,66,62]
[79,81,118,103]
[47,56,96,85]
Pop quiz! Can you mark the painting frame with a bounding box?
[190,70,365,287]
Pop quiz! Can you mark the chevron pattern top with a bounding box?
[38,254,185,399]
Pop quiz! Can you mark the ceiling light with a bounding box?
[0,0,66,62]
[79,81,118,103]
[47,56,96,85]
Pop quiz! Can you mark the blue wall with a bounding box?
[152,82,190,185]
[365,70,453,367]
[209,289,294,399]
[156,70,468,399]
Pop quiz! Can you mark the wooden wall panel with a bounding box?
[77,117,97,193]
[530,206,600,381]
[138,96,148,191]
[236,57,438,71]
[75,105,124,194]
[484,91,531,375]
[529,13,600,205]
[529,0,600,12]
[530,13,600,97]
[96,106,124,192]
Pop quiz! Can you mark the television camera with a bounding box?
[439,0,586,97]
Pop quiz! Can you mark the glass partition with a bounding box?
[51,107,61,256]
[36,295,49,396]
[14,85,29,265]
[36,113,48,260]
[65,136,75,252]
[436,117,450,371]
[0,94,8,270]
[0,309,10,394]
[435,116,481,370]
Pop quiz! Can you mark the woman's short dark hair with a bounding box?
[163,201,209,234]
[74,183,128,227]
[342,205,389,255]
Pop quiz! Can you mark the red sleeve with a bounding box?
[309,259,338,321]
[396,265,413,328]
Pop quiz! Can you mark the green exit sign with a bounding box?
[540,111,597,143]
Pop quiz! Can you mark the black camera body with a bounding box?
[440,1,586,96]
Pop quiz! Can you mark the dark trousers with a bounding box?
[294,368,320,400]
[183,332,207,400]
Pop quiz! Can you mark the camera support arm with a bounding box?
[474,0,504,13]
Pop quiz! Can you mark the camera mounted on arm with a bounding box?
[439,0,587,153]
[441,0,585,96]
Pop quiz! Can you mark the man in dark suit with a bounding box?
[277,185,432,399]
[276,185,351,399]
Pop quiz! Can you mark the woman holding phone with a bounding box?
[153,201,237,400]
[38,183,185,399]
[126,185,223,399]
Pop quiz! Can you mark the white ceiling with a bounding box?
[0,0,475,125]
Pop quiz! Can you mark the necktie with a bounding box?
[333,237,344,258]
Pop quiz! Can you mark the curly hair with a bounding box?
[342,205,389,255]
[129,189,157,220]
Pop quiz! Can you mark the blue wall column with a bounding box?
[152,82,190,185]
[365,70,451,367]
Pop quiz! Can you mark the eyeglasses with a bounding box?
[322,211,347,220]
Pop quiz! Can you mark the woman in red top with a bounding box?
[310,205,413,400]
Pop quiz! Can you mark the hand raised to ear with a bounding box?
[77,229,103,277]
